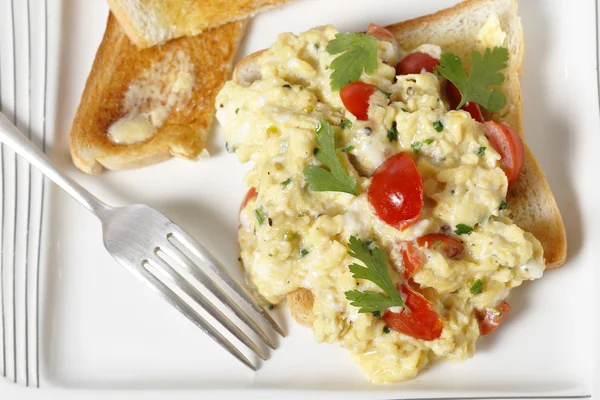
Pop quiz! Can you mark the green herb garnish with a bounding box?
[387,122,398,142]
[433,120,444,132]
[326,33,378,91]
[411,141,422,153]
[300,249,309,257]
[372,310,381,318]
[303,121,359,195]
[344,236,409,313]
[454,224,473,235]
[340,118,353,129]
[281,178,292,187]
[254,209,265,225]
[423,137,435,145]
[477,146,487,156]
[235,108,240,114]
[470,279,484,294]
[437,47,508,112]
[383,326,391,334]
[342,145,355,153]
[499,200,509,210]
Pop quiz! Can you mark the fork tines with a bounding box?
[128,223,284,371]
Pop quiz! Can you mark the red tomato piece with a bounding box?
[400,241,423,280]
[415,233,464,259]
[365,23,398,46]
[383,284,443,341]
[340,81,377,121]
[239,187,258,226]
[368,153,423,230]
[399,234,463,279]
[483,121,525,186]
[445,82,484,123]
[396,52,440,75]
[477,300,511,335]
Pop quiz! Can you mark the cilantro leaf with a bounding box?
[326,33,378,91]
[344,236,408,313]
[303,121,359,195]
[437,47,508,112]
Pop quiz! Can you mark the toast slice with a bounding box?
[232,0,567,327]
[107,0,292,48]
[70,14,246,174]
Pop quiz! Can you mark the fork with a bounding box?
[0,112,284,371]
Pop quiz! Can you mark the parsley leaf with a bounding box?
[372,310,381,318]
[477,146,487,156]
[433,120,444,132]
[326,33,378,91]
[387,122,398,142]
[499,200,509,210]
[455,224,473,235]
[281,178,292,187]
[470,279,484,294]
[303,121,359,195]
[344,236,408,313]
[423,137,435,145]
[437,47,508,112]
[300,249,309,257]
[383,326,391,334]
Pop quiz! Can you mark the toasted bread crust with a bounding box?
[107,0,291,48]
[234,0,567,326]
[70,14,246,174]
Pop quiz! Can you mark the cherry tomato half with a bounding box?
[383,284,443,341]
[416,233,464,259]
[483,121,525,186]
[400,241,423,280]
[340,81,377,121]
[400,234,464,279]
[396,52,440,75]
[368,153,423,230]
[365,23,398,46]
[477,300,511,335]
[446,82,484,123]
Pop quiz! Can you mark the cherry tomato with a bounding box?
[368,153,423,230]
[416,233,464,259]
[365,23,398,46]
[483,121,525,186]
[400,234,463,279]
[400,241,423,280]
[340,82,377,121]
[477,300,511,335]
[383,284,443,341]
[445,82,484,123]
[239,187,257,219]
[396,52,440,75]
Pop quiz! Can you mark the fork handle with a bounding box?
[0,112,109,217]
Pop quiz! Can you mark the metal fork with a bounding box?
[0,112,284,371]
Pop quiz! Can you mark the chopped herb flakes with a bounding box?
[433,120,444,132]
[383,326,391,334]
[454,224,473,235]
[340,119,353,129]
[470,279,484,294]
[411,142,422,153]
[281,178,292,187]
[300,249,309,257]
[387,122,398,142]
[254,209,265,225]
[499,200,509,210]
[477,146,486,156]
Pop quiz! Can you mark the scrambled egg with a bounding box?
[216,24,544,383]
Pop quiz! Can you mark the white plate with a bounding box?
[0,0,599,398]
